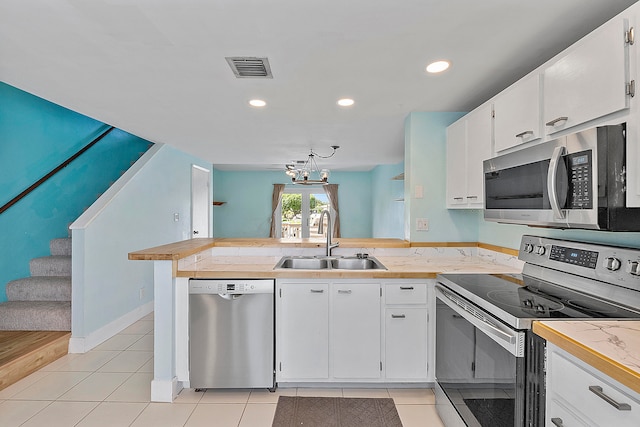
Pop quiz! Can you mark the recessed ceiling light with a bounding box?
[249,99,266,107]
[426,60,450,73]
[337,98,355,107]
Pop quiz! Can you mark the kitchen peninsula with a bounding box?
[129,237,523,402]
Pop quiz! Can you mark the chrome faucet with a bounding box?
[318,210,339,256]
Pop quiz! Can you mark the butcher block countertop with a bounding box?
[534,321,640,394]
[129,238,521,279]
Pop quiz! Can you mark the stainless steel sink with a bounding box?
[330,257,386,270]
[276,257,330,270]
[274,255,386,270]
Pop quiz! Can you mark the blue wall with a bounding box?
[0,82,152,302]
[213,169,376,238]
[371,163,404,238]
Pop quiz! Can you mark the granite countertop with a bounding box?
[533,320,640,394]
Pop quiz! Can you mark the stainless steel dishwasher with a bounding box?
[189,279,274,390]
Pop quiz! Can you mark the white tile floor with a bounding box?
[0,313,445,427]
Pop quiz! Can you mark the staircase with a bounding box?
[0,238,71,331]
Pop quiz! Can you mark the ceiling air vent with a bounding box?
[225,57,273,78]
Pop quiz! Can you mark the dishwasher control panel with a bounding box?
[189,279,274,295]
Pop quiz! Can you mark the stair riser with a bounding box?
[6,278,71,302]
[0,302,71,331]
[29,256,71,277]
[50,238,72,256]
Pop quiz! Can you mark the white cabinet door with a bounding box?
[465,104,493,208]
[543,16,630,135]
[331,282,381,379]
[277,282,329,380]
[446,105,492,209]
[446,118,468,207]
[494,74,541,152]
[384,307,427,379]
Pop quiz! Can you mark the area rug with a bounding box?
[272,396,403,427]
[463,398,514,427]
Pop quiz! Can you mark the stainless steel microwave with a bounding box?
[483,123,640,231]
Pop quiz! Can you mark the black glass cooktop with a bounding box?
[437,273,640,329]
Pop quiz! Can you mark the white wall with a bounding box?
[70,144,212,351]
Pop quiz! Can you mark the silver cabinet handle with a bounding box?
[515,130,534,138]
[546,116,568,127]
[589,385,632,411]
[338,289,352,294]
[466,195,478,199]
[453,197,464,201]
[391,314,406,319]
[310,289,324,293]
[399,286,414,290]
[550,418,564,427]
[547,146,566,220]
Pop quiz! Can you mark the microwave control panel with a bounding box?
[566,150,592,209]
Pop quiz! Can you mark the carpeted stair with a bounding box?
[0,238,71,331]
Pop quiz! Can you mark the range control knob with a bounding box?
[605,257,622,271]
[534,245,546,255]
[524,243,534,253]
[629,261,640,276]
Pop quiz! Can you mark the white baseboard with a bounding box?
[151,377,182,402]
[68,301,154,353]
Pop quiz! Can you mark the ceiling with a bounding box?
[1,0,638,171]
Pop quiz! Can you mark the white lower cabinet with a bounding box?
[546,343,640,427]
[276,279,431,383]
[277,281,329,380]
[331,282,381,379]
[384,307,427,379]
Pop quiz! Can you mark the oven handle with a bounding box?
[435,284,524,357]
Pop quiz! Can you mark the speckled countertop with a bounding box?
[534,320,640,394]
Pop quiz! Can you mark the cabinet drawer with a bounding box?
[549,350,640,427]
[385,283,426,305]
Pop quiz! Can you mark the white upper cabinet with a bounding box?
[493,74,541,152]
[446,104,493,209]
[543,16,632,135]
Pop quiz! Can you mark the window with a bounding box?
[275,187,333,239]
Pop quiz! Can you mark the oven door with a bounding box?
[435,284,526,427]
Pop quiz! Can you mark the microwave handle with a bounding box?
[547,146,566,219]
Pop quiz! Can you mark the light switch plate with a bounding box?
[416,218,429,231]
[415,185,424,199]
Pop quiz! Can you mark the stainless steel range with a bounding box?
[435,235,640,427]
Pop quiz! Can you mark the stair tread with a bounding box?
[29,255,71,277]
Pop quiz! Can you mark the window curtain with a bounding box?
[323,184,340,238]
[269,184,285,237]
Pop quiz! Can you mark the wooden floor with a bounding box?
[0,331,70,391]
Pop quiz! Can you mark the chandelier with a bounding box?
[285,146,339,185]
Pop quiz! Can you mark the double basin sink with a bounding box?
[274,255,387,270]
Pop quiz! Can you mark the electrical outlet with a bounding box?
[139,287,145,300]
[173,213,180,222]
[416,218,429,231]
